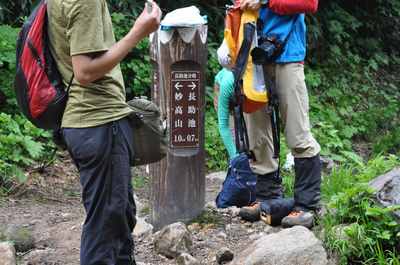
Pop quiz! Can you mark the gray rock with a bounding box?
[368,166,400,251]
[176,253,200,265]
[187,222,201,232]
[21,250,39,264]
[0,224,35,252]
[153,222,193,258]
[368,166,400,224]
[249,232,266,240]
[320,156,335,174]
[0,242,17,265]
[206,171,226,181]
[224,223,248,237]
[251,220,269,230]
[133,217,153,238]
[331,224,352,241]
[216,247,234,264]
[230,226,328,265]
[217,205,240,216]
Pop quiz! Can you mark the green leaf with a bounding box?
[23,136,43,158]
[369,59,378,71]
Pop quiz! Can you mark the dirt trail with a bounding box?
[0,154,255,264]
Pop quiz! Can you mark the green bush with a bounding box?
[319,155,400,264]
[0,24,19,113]
[111,12,152,100]
[321,183,400,264]
[305,0,400,157]
[0,113,53,181]
[204,103,228,172]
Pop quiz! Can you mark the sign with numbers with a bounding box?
[170,71,200,148]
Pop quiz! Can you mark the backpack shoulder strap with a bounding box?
[231,21,257,160]
[231,20,281,161]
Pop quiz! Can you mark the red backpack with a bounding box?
[14,0,72,130]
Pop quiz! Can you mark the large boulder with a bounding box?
[368,166,400,224]
[230,226,328,265]
[368,166,400,251]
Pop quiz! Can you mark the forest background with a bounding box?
[1,0,400,264]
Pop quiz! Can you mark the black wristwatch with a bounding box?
[260,0,270,8]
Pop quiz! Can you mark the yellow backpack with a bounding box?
[225,7,270,114]
[224,5,280,159]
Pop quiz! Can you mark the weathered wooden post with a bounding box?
[149,25,208,231]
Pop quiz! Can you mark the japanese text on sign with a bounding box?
[171,71,200,148]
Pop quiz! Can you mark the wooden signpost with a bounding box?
[149,25,208,231]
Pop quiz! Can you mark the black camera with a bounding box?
[251,33,285,65]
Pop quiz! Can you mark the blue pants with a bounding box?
[63,117,136,265]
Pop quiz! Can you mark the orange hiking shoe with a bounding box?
[281,210,320,229]
[239,201,261,221]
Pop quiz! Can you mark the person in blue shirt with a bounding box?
[230,0,322,229]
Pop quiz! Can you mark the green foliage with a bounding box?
[321,154,399,202]
[206,35,224,90]
[305,0,400,156]
[319,155,400,264]
[306,58,400,157]
[356,153,400,183]
[0,113,52,181]
[279,135,294,198]
[0,25,19,113]
[204,103,228,171]
[111,12,152,99]
[140,204,149,214]
[373,121,400,155]
[0,0,41,26]
[308,1,400,64]
[321,165,353,201]
[0,24,17,69]
[67,181,77,196]
[132,174,149,189]
[321,182,400,264]
[281,170,294,199]
[192,212,217,228]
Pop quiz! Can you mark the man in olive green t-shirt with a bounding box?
[47,1,162,264]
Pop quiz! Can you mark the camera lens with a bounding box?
[251,42,275,65]
[251,47,269,65]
